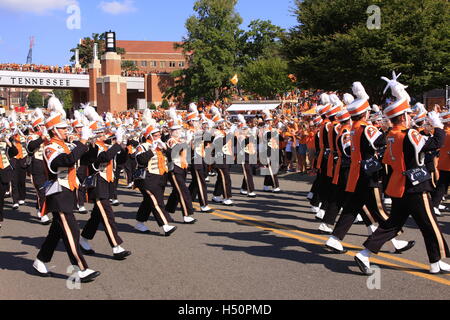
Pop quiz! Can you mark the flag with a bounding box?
[230,74,239,85]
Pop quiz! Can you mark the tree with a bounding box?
[70,33,126,68]
[27,89,43,109]
[122,60,139,72]
[283,0,450,102]
[161,99,170,109]
[164,0,243,103]
[238,19,285,64]
[240,57,295,99]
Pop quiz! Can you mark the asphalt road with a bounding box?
[0,170,449,300]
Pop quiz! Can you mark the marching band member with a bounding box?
[0,121,18,228]
[186,104,213,213]
[33,107,100,283]
[79,110,131,261]
[237,114,257,198]
[261,109,281,193]
[318,98,352,234]
[165,108,197,223]
[326,81,415,254]
[73,109,90,214]
[431,111,450,215]
[355,74,450,275]
[306,115,323,203]
[26,108,51,225]
[134,123,177,236]
[211,107,234,206]
[10,112,28,210]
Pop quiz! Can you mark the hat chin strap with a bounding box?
[53,128,64,141]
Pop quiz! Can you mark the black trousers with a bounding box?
[166,167,194,217]
[189,165,209,207]
[0,182,8,222]
[110,164,124,200]
[137,186,173,227]
[37,211,89,271]
[241,163,255,193]
[213,165,232,199]
[332,182,391,241]
[77,165,89,207]
[31,172,46,214]
[124,156,136,185]
[11,158,27,204]
[364,193,449,263]
[309,174,322,207]
[431,170,450,208]
[81,199,123,248]
[263,163,279,188]
[322,168,350,225]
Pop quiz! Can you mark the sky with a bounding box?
[0,0,298,66]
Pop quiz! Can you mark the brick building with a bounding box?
[117,40,188,74]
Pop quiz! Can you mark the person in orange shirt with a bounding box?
[296,122,308,174]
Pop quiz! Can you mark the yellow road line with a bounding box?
[206,208,450,287]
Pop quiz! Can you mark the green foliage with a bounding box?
[240,57,294,99]
[164,0,243,103]
[161,99,170,109]
[70,33,126,68]
[50,90,73,110]
[283,0,450,102]
[149,103,157,110]
[27,89,43,109]
[122,60,139,72]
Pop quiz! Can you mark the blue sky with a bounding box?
[0,0,298,66]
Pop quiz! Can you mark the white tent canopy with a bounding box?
[227,103,280,112]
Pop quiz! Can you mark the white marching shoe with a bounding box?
[127,183,134,189]
[33,259,50,276]
[354,214,364,224]
[204,177,210,182]
[18,200,25,205]
[223,199,234,206]
[438,204,446,210]
[212,196,223,203]
[163,224,177,236]
[434,207,442,216]
[325,236,346,254]
[367,224,378,236]
[112,199,120,206]
[80,237,95,255]
[40,215,51,225]
[355,250,373,275]
[430,260,450,274]
[310,205,321,214]
[78,269,101,283]
[248,192,257,198]
[383,198,392,205]
[112,245,131,260]
[307,192,314,200]
[13,203,19,210]
[263,186,271,192]
[272,188,281,193]
[135,222,150,233]
[183,216,197,224]
[240,189,248,195]
[318,223,333,234]
[78,206,88,214]
[315,209,325,221]
[201,206,213,212]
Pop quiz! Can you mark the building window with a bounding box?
[150,61,157,67]
[169,61,176,68]
[160,61,166,68]
[178,61,185,67]
[141,61,147,67]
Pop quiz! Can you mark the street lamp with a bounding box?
[105,31,116,53]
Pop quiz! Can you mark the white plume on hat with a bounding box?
[320,93,331,105]
[371,105,380,113]
[381,71,411,103]
[84,105,102,122]
[329,94,343,107]
[352,82,370,101]
[210,106,220,117]
[47,94,66,120]
[343,94,355,106]
[8,110,17,124]
[237,114,248,128]
[189,103,198,113]
[142,108,153,126]
[169,106,178,120]
[105,112,114,124]
[262,109,272,120]
[32,107,45,121]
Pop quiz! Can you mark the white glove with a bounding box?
[156,139,167,150]
[427,111,444,129]
[81,127,93,141]
[115,127,124,144]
